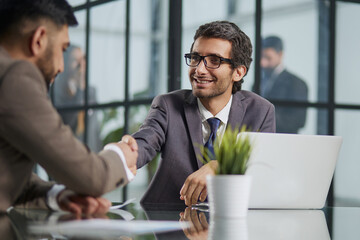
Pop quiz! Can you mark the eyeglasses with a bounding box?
[184,53,233,69]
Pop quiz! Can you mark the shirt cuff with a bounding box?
[104,144,135,182]
[47,184,65,211]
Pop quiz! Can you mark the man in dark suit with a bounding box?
[0,0,138,215]
[260,36,308,133]
[133,21,275,207]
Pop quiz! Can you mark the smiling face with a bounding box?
[189,37,242,104]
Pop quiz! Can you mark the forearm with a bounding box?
[13,173,54,210]
[132,95,168,168]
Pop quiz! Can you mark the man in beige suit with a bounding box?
[0,0,137,215]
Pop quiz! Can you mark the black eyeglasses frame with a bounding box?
[184,53,233,69]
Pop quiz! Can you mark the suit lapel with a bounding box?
[227,91,246,131]
[184,93,204,169]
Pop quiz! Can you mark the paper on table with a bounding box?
[108,209,135,221]
[110,198,136,210]
[29,219,189,237]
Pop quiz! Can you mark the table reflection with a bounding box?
[3,204,360,240]
[208,217,248,240]
[179,207,209,240]
[178,208,329,240]
[247,210,329,240]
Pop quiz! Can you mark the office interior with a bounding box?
[42,0,360,209]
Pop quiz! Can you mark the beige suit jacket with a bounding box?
[0,47,127,212]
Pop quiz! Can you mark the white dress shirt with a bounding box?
[197,95,233,145]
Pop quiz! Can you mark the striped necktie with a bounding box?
[204,117,221,159]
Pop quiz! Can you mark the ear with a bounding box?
[29,26,48,57]
[233,65,247,83]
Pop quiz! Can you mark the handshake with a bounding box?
[107,135,139,176]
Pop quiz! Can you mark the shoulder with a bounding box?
[1,56,45,92]
[153,89,193,105]
[0,48,39,78]
[0,58,48,111]
[155,89,192,100]
[280,70,305,83]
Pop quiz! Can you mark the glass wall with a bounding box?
[261,0,318,134]
[51,0,169,202]
[335,2,360,105]
[334,1,360,207]
[181,0,360,207]
[129,0,168,99]
[49,0,360,206]
[89,1,126,103]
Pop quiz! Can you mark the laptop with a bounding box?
[242,132,343,209]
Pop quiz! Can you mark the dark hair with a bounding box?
[262,36,283,53]
[191,21,253,93]
[0,0,78,39]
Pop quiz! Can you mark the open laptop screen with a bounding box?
[243,133,342,209]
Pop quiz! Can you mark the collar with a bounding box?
[272,63,285,77]
[197,95,233,125]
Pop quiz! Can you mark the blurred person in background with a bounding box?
[260,36,308,133]
[52,45,102,152]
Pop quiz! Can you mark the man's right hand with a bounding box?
[115,135,138,176]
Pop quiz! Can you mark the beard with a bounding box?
[262,67,275,79]
[191,76,233,99]
[36,42,56,89]
[193,87,227,99]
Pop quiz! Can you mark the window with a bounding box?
[51,0,168,202]
[49,0,360,207]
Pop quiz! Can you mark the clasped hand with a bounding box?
[111,135,138,176]
[57,189,111,216]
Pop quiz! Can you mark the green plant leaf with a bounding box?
[195,124,253,175]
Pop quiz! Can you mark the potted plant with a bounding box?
[198,125,253,218]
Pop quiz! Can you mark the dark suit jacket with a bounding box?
[133,89,275,206]
[0,47,128,212]
[263,70,308,133]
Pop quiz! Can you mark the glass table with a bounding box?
[2,202,360,239]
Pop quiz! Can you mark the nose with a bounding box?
[195,58,208,74]
[59,56,65,74]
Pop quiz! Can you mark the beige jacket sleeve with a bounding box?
[13,173,54,209]
[0,60,128,197]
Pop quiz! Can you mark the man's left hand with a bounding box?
[180,160,218,206]
[57,189,111,216]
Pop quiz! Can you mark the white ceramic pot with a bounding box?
[206,175,252,218]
